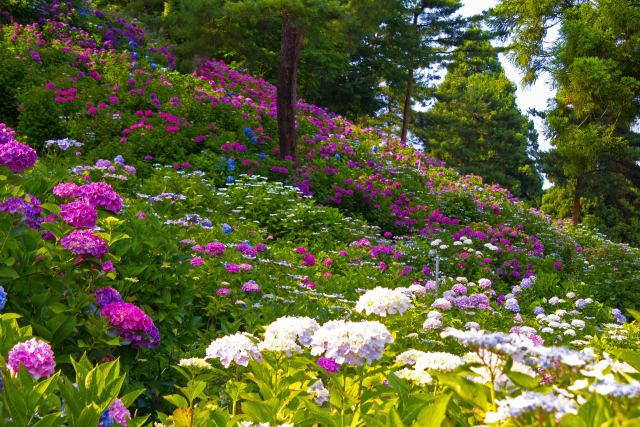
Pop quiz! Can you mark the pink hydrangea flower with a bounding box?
[80,182,122,213]
[6,338,55,379]
[100,398,130,427]
[53,182,81,198]
[100,302,160,349]
[59,199,98,228]
[205,242,225,255]
[241,281,259,292]
[60,229,108,258]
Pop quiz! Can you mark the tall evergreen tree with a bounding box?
[414,35,543,202]
[493,0,640,228]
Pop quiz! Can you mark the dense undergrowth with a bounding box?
[0,1,640,426]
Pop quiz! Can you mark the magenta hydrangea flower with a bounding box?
[94,287,123,307]
[225,263,241,273]
[102,260,116,272]
[217,288,230,295]
[190,257,204,266]
[0,140,37,171]
[317,357,339,373]
[53,182,81,198]
[6,338,55,379]
[302,253,316,267]
[80,182,122,213]
[60,229,108,258]
[204,242,225,255]
[241,280,259,292]
[100,302,160,349]
[99,398,131,427]
[59,199,98,228]
[0,123,16,145]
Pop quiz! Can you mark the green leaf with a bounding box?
[387,407,404,427]
[32,413,64,427]
[164,394,189,408]
[415,393,450,427]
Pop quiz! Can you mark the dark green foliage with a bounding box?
[415,34,543,203]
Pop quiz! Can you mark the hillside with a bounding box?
[1,2,640,425]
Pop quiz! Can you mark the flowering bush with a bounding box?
[0,2,640,425]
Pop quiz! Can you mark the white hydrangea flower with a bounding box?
[571,319,586,329]
[485,392,577,423]
[259,316,319,356]
[205,332,263,368]
[408,284,426,297]
[395,368,433,385]
[355,287,414,317]
[310,320,393,365]
[396,350,464,372]
[423,317,443,331]
[178,358,212,370]
[432,298,452,310]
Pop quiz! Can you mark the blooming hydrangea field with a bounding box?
[0,1,640,426]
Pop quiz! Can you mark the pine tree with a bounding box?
[415,34,543,202]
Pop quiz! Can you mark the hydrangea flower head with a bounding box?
[60,199,98,228]
[259,316,319,356]
[100,302,160,349]
[355,287,414,317]
[94,287,123,307]
[53,182,81,198]
[0,286,6,310]
[60,229,108,258]
[0,123,16,145]
[242,280,260,292]
[309,320,393,366]
[6,338,55,379]
[0,140,37,171]
[205,332,263,368]
[99,398,130,427]
[80,182,122,213]
[317,357,339,373]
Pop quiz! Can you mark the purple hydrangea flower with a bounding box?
[0,123,16,145]
[0,196,43,229]
[80,182,122,213]
[317,357,339,373]
[53,182,81,198]
[0,140,37,171]
[94,287,123,307]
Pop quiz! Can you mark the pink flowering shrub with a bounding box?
[0,140,37,171]
[59,199,98,228]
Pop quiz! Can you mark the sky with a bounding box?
[457,0,557,152]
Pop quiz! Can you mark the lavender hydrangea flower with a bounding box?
[0,196,42,229]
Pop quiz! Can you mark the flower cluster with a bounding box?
[100,302,160,349]
[0,195,42,229]
[60,199,98,228]
[259,316,319,356]
[80,182,122,213]
[0,123,16,145]
[396,350,464,372]
[99,398,130,427]
[484,392,578,423]
[94,287,124,306]
[6,338,56,379]
[0,286,6,310]
[45,138,83,150]
[309,320,393,366]
[60,229,108,258]
[205,332,263,368]
[0,140,37,171]
[354,286,413,317]
[178,358,212,370]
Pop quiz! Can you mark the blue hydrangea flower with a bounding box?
[99,408,114,426]
[222,223,232,234]
[0,286,6,310]
[244,128,253,137]
[227,176,234,183]
[258,153,266,160]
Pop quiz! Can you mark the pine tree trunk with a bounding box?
[572,177,582,227]
[401,64,414,142]
[400,11,419,143]
[277,16,303,166]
